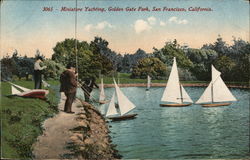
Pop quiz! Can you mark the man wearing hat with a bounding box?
[34,56,47,89]
[60,63,78,113]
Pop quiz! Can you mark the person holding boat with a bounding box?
[34,56,47,89]
[60,63,78,114]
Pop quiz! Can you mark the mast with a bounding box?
[75,0,78,82]
[211,83,214,103]
[179,84,183,103]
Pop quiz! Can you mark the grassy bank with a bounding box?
[0,80,60,159]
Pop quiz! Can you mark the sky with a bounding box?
[1,0,249,58]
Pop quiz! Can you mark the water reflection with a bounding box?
[89,87,249,159]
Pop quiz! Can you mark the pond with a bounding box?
[91,87,249,159]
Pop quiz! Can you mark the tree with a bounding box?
[52,38,113,81]
[120,48,148,73]
[90,37,122,71]
[186,48,218,80]
[15,57,34,80]
[201,35,229,56]
[1,51,35,80]
[233,54,250,82]
[153,40,193,69]
[1,55,16,81]
[42,59,65,80]
[131,57,167,79]
[214,56,236,81]
[52,38,90,66]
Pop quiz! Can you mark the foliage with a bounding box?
[52,38,113,80]
[121,48,149,73]
[233,54,250,82]
[178,68,197,81]
[1,55,16,81]
[52,38,90,66]
[153,40,193,69]
[90,37,123,71]
[202,35,230,56]
[214,56,236,80]
[131,57,167,79]
[1,50,35,81]
[186,48,218,80]
[201,36,250,82]
[43,59,65,80]
[15,56,34,80]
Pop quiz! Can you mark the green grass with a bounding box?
[0,80,60,159]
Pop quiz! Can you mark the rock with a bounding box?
[70,135,78,142]
[84,138,94,145]
[79,146,85,151]
[78,121,88,128]
[74,133,84,141]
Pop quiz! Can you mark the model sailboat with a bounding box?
[160,57,193,107]
[106,79,137,121]
[196,65,237,107]
[99,78,109,104]
[146,75,151,91]
[9,82,49,99]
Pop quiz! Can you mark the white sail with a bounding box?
[196,65,237,104]
[114,79,136,116]
[213,76,237,102]
[11,85,21,95]
[181,85,193,103]
[9,82,30,92]
[99,78,105,101]
[196,82,212,104]
[106,93,118,117]
[147,75,151,90]
[212,65,221,83]
[161,57,182,103]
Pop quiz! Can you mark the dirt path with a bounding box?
[32,93,83,159]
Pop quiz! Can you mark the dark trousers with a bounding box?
[34,70,42,89]
[64,92,76,112]
[83,88,92,102]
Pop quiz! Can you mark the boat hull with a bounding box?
[18,89,49,99]
[99,100,110,104]
[160,103,192,107]
[108,114,138,121]
[202,103,232,107]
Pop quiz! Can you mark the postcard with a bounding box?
[1,0,249,159]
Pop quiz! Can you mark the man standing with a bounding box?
[60,63,77,114]
[34,56,46,89]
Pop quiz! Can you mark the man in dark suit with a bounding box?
[60,63,77,114]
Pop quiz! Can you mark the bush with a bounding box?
[43,59,65,80]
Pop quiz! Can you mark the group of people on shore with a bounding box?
[34,56,98,114]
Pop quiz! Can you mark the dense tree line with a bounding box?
[132,37,249,82]
[1,50,64,81]
[1,36,249,82]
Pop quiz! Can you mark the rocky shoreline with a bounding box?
[70,100,121,159]
[32,94,121,159]
[104,83,249,89]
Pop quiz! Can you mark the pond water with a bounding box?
[91,87,249,159]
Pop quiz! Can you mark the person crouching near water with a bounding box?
[34,56,47,89]
[60,63,78,114]
[82,77,99,102]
